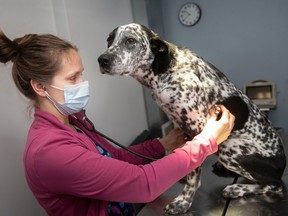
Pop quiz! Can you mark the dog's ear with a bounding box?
[150,36,172,75]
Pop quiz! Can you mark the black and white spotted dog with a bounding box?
[98,23,286,215]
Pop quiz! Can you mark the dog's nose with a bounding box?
[98,54,112,67]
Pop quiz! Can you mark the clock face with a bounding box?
[178,3,201,26]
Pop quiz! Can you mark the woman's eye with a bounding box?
[68,75,78,82]
[68,72,83,82]
[69,76,76,80]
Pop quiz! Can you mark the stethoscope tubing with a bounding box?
[73,111,157,162]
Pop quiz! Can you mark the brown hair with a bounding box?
[0,30,77,104]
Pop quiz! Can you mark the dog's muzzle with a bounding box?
[98,54,113,74]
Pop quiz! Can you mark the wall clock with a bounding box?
[178,3,201,26]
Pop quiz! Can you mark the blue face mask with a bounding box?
[45,81,90,115]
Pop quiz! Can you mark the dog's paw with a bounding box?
[222,184,250,198]
[164,196,192,215]
[222,185,240,198]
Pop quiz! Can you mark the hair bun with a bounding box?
[12,40,21,54]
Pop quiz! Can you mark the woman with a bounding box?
[0,30,235,216]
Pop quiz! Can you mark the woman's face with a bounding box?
[45,49,85,103]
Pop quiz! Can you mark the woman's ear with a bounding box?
[30,80,46,97]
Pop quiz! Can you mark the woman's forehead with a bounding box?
[57,50,83,76]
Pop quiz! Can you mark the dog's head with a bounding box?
[98,23,173,80]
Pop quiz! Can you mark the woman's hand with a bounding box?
[202,105,235,145]
[158,128,186,151]
[158,105,235,150]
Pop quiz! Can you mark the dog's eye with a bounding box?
[126,37,137,45]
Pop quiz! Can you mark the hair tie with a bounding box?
[12,40,21,53]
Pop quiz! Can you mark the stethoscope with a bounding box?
[72,110,157,161]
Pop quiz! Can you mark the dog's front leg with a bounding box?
[164,166,202,215]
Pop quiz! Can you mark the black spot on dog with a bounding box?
[107,28,117,48]
[217,96,249,131]
[212,162,239,177]
[237,154,286,185]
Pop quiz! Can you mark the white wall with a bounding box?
[0,0,147,215]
